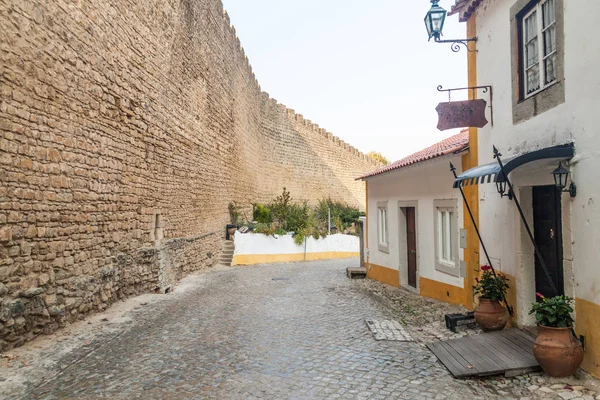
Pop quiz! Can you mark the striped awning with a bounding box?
[453,143,575,188]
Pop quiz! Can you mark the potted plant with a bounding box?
[473,265,510,331]
[529,294,583,377]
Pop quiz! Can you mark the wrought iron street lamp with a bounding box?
[553,162,577,197]
[424,0,477,52]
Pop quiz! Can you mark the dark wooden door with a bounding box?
[533,185,564,297]
[406,207,417,288]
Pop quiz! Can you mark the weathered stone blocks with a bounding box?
[0,0,379,351]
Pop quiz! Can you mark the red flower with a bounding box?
[481,265,491,271]
[536,292,545,299]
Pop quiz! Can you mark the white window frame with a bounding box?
[433,200,459,277]
[522,0,557,98]
[377,202,389,253]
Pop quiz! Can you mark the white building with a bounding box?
[450,0,600,377]
[359,131,471,305]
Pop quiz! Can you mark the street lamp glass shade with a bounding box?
[553,162,569,190]
[425,0,447,40]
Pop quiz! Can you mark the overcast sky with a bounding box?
[222,0,469,162]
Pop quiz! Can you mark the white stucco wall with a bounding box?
[366,155,465,290]
[474,0,600,322]
[233,232,359,256]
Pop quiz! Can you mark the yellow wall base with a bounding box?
[420,277,465,306]
[576,298,600,378]
[232,252,359,265]
[366,263,399,288]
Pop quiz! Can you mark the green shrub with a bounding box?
[253,203,272,223]
[253,223,276,237]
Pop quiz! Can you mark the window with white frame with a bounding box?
[437,208,456,265]
[377,202,388,252]
[433,200,459,277]
[522,0,556,97]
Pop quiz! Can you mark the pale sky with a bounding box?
[222,0,469,162]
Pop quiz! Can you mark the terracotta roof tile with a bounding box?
[358,130,469,180]
[448,0,483,21]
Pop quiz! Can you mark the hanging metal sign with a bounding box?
[436,99,488,131]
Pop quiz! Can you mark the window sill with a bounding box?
[435,260,460,278]
[378,244,389,254]
[520,79,560,103]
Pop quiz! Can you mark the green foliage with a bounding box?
[253,223,276,237]
[228,201,242,225]
[269,187,292,225]
[529,295,574,328]
[315,197,362,233]
[293,229,307,246]
[253,203,272,223]
[241,190,359,241]
[367,151,390,165]
[473,266,509,301]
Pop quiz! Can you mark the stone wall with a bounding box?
[0,0,379,350]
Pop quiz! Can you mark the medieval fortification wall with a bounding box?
[0,0,379,349]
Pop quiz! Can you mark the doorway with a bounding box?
[406,207,417,288]
[532,185,564,297]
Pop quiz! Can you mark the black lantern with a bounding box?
[424,0,447,41]
[496,180,507,196]
[552,162,577,197]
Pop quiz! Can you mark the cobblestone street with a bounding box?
[1,259,598,399]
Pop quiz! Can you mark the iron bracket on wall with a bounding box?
[437,85,494,126]
[434,36,477,53]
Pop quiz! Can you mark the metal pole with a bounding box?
[493,146,559,297]
[450,162,513,316]
[328,207,331,235]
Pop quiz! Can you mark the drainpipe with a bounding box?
[304,236,307,261]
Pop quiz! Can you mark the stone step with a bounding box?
[346,267,367,279]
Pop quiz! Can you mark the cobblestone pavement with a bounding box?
[2,259,599,399]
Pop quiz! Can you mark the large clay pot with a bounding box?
[533,325,583,377]
[474,298,508,332]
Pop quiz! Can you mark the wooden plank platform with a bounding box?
[426,329,541,378]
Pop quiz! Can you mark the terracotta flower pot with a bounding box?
[474,298,508,332]
[533,325,583,377]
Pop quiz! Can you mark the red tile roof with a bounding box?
[358,130,469,180]
[448,0,483,22]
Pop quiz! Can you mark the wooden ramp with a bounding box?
[426,329,541,378]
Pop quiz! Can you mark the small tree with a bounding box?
[367,151,390,165]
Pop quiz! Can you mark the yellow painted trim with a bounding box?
[462,13,479,311]
[232,252,359,265]
[576,298,600,378]
[420,277,465,306]
[366,263,399,288]
[365,181,369,251]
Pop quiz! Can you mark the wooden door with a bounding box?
[533,185,564,297]
[406,207,417,288]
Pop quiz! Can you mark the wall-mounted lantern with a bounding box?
[553,162,577,197]
[495,178,513,200]
[424,0,477,52]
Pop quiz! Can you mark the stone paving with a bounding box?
[1,258,599,399]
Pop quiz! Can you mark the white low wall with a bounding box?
[232,233,359,265]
